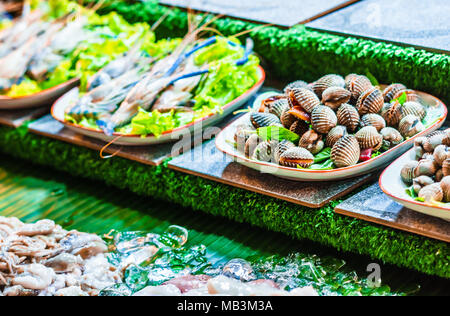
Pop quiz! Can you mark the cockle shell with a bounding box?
[331,135,360,168]
[250,112,281,129]
[289,88,321,113]
[434,145,449,166]
[401,161,419,185]
[383,83,407,103]
[393,89,420,103]
[298,130,324,155]
[356,87,384,116]
[413,176,435,195]
[355,126,383,151]
[321,87,351,110]
[380,127,404,150]
[244,134,261,158]
[312,74,345,99]
[401,101,426,121]
[414,159,439,178]
[234,124,254,144]
[284,80,309,94]
[259,95,287,113]
[311,105,338,134]
[279,147,314,168]
[443,158,450,177]
[326,126,348,148]
[442,129,450,147]
[289,120,309,136]
[337,104,360,132]
[419,183,443,203]
[345,74,373,104]
[381,101,402,127]
[280,110,297,129]
[360,114,386,132]
[268,98,290,118]
[440,176,450,202]
[423,132,445,153]
[252,141,274,162]
[273,140,296,163]
[436,169,444,182]
[398,115,425,138]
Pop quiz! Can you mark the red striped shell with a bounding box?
[381,101,402,127]
[311,105,338,134]
[345,74,373,104]
[398,115,425,138]
[360,114,386,132]
[280,110,297,129]
[298,130,324,154]
[326,125,348,148]
[383,83,407,103]
[355,126,383,151]
[321,87,351,111]
[401,101,426,121]
[273,140,296,163]
[289,120,309,136]
[311,74,345,99]
[401,161,419,184]
[289,88,321,113]
[337,104,360,133]
[279,147,314,168]
[356,87,384,116]
[331,135,360,168]
[284,80,309,94]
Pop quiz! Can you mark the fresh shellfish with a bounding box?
[440,176,450,202]
[298,130,324,155]
[252,141,274,162]
[443,158,450,177]
[321,87,351,110]
[311,106,338,134]
[273,140,296,163]
[413,176,435,195]
[331,135,360,168]
[284,80,309,94]
[360,114,386,132]
[423,132,445,153]
[436,169,444,182]
[312,74,345,99]
[288,88,320,113]
[393,89,420,103]
[401,161,419,185]
[250,112,280,129]
[401,101,426,121]
[268,98,290,118]
[355,126,383,151]
[356,87,384,116]
[398,115,425,138]
[259,95,286,113]
[414,159,439,178]
[380,127,404,150]
[289,120,309,136]
[381,101,402,127]
[244,134,261,158]
[337,104,360,132]
[442,129,450,147]
[280,110,297,129]
[434,145,449,166]
[326,126,348,148]
[279,147,314,168]
[419,183,443,203]
[383,83,407,103]
[345,74,373,104]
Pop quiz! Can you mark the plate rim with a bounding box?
[379,148,450,213]
[51,66,266,140]
[215,88,448,175]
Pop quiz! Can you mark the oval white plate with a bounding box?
[380,149,450,221]
[52,66,265,146]
[216,89,448,181]
[0,78,80,110]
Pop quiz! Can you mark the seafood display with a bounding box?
[229,74,444,172]
[400,129,450,205]
[0,217,402,296]
[58,29,262,141]
[0,217,121,296]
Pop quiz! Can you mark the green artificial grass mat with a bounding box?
[101,0,450,106]
[0,125,448,279]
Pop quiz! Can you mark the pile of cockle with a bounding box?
[0,217,121,296]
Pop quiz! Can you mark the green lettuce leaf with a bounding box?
[256,126,300,143]
[314,148,332,163]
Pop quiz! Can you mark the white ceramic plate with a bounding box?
[51,66,265,146]
[0,78,80,110]
[380,149,450,221]
[216,89,448,181]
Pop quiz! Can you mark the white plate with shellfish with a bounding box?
[380,131,450,221]
[216,74,448,181]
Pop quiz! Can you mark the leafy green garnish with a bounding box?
[415,197,425,202]
[314,148,332,163]
[391,92,407,105]
[405,186,418,199]
[371,151,382,158]
[309,158,335,170]
[256,126,300,143]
